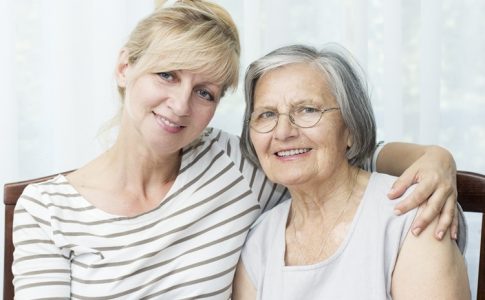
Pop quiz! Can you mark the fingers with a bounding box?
[409,189,446,237]
[388,168,417,200]
[388,145,458,240]
[393,179,433,216]
[450,203,459,240]
[403,183,455,240]
[410,176,456,240]
[434,194,456,240]
[395,175,458,241]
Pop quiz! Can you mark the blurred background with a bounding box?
[1,0,483,298]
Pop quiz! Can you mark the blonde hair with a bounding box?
[118,0,240,99]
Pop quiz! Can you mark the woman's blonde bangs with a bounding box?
[134,27,239,92]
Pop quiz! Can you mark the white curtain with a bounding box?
[1,0,483,297]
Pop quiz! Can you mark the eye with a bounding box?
[255,110,277,120]
[294,106,320,115]
[157,72,175,81]
[195,88,215,102]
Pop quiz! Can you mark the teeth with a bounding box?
[161,117,180,128]
[276,148,310,157]
[155,113,182,128]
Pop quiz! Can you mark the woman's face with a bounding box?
[250,63,351,188]
[118,60,221,155]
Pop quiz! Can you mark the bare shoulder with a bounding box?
[391,211,470,299]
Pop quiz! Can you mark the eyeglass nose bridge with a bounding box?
[272,112,299,131]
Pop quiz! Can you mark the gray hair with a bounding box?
[240,44,376,167]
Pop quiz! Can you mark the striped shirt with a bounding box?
[12,128,378,299]
[12,128,288,299]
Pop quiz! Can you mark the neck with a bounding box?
[285,167,367,265]
[289,166,361,220]
[65,133,182,217]
[103,137,181,189]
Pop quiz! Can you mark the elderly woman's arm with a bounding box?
[391,213,470,299]
[376,143,457,240]
[232,260,257,300]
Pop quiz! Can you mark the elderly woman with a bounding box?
[233,45,470,299]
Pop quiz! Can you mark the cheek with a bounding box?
[198,107,217,126]
[249,133,273,166]
[315,130,349,161]
[322,121,348,144]
[125,83,158,111]
[335,124,351,150]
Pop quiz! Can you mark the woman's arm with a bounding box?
[376,143,458,240]
[12,191,71,299]
[391,211,470,299]
[233,260,257,300]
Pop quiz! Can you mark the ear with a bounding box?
[115,48,130,88]
[346,129,353,149]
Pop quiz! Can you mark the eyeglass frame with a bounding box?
[248,106,341,133]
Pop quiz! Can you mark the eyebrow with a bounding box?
[254,99,319,110]
[252,106,276,114]
[292,99,319,106]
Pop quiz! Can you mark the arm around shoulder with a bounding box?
[375,142,455,179]
[391,210,470,299]
[376,143,459,240]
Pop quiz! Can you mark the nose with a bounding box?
[168,84,192,116]
[273,113,298,140]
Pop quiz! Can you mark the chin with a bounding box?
[271,175,306,187]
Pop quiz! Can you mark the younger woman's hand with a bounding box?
[387,146,458,240]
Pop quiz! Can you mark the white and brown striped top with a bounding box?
[12,128,289,299]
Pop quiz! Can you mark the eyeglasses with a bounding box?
[249,106,340,133]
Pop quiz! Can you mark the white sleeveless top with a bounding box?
[241,173,432,300]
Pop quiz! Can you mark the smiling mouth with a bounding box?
[275,148,311,157]
[152,112,185,128]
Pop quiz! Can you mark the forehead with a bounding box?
[254,63,334,107]
[190,69,224,88]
